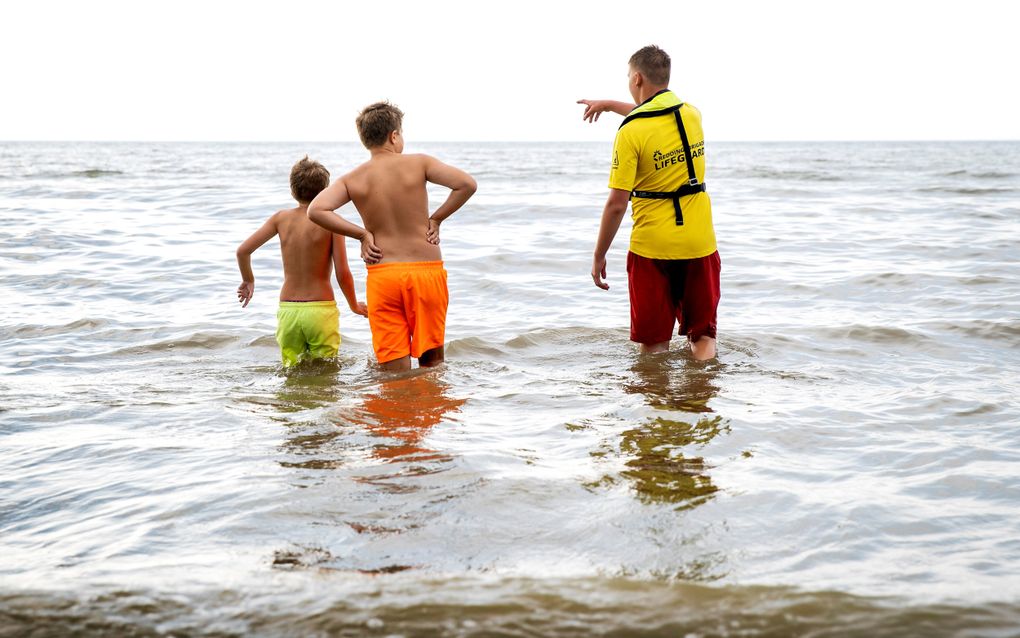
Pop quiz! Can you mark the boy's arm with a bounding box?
[577,99,636,123]
[331,233,367,317]
[307,177,383,264]
[423,156,477,245]
[235,214,279,308]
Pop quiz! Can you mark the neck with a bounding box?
[638,85,669,104]
[370,145,400,157]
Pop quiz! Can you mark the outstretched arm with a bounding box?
[591,188,631,290]
[235,215,279,307]
[577,99,636,123]
[307,177,383,264]
[331,233,367,317]
[424,156,477,245]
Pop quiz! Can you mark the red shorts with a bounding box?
[626,250,721,344]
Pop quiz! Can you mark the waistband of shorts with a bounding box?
[366,260,445,272]
[278,300,337,308]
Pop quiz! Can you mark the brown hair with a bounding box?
[290,156,330,203]
[629,45,671,86]
[356,101,404,148]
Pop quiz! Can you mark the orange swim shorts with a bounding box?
[366,261,449,363]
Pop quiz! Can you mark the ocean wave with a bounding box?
[110,331,245,356]
[943,169,1016,179]
[742,168,844,182]
[445,336,510,358]
[2,580,1018,637]
[71,169,124,178]
[3,318,113,339]
[916,186,1015,195]
[445,327,620,359]
[929,320,1020,345]
[812,325,933,346]
[849,272,923,287]
[16,169,127,179]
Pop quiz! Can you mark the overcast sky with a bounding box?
[1,0,1017,142]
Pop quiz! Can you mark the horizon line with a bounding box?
[1,138,1018,144]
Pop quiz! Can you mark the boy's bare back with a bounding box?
[273,207,336,300]
[342,153,438,264]
[308,148,475,266]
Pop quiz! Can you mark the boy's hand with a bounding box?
[237,281,254,307]
[426,218,441,245]
[591,256,610,290]
[578,99,608,123]
[350,301,369,317]
[361,231,383,264]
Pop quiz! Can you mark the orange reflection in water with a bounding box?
[347,371,466,464]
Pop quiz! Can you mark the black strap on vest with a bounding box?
[619,102,704,226]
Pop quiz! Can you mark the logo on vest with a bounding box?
[652,142,704,171]
[612,151,619,169]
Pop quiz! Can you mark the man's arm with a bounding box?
[307,177,383,264]
[577,99,637,123]
[423,155,477,245]
[591,188,631,290]
[235,215,279,307]
[331,233,367,317]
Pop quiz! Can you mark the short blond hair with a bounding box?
[290,156,329,203]
[356,101,404,148]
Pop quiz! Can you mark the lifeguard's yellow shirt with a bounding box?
[608,90,717,260]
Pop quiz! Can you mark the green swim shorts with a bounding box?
[276,301,340,366]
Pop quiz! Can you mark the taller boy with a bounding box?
[308,102,477,371]
[583,45,721,360]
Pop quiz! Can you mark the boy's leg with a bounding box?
[305,303,341,360]
[276,304,306,366]
[408,264,449,366]
[367,267,413,369]
[380,355,412,372]
[418,346,445,367]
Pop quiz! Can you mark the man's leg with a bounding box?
[418,346,445,367]
[640,341,670,354]
[690,336,716,360]
[680,251,721,361]
[628,252,675,352]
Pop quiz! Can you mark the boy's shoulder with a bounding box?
[400,153,437,172]
[360,153,431,174]
[270,206,308,229]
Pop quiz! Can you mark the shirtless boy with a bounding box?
[236,156,367,366]
[307,102,476,371]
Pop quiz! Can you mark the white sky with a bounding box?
[1,0,1017,141]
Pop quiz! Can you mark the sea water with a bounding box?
[1,141,1019,635]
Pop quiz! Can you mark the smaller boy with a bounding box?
[236,156,367,366]
[307,102,476,371]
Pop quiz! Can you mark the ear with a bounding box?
[389,130,400,145]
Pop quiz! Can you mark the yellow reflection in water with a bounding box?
[590,358,728,509]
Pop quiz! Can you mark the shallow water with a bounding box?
[2,141,1020,636]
